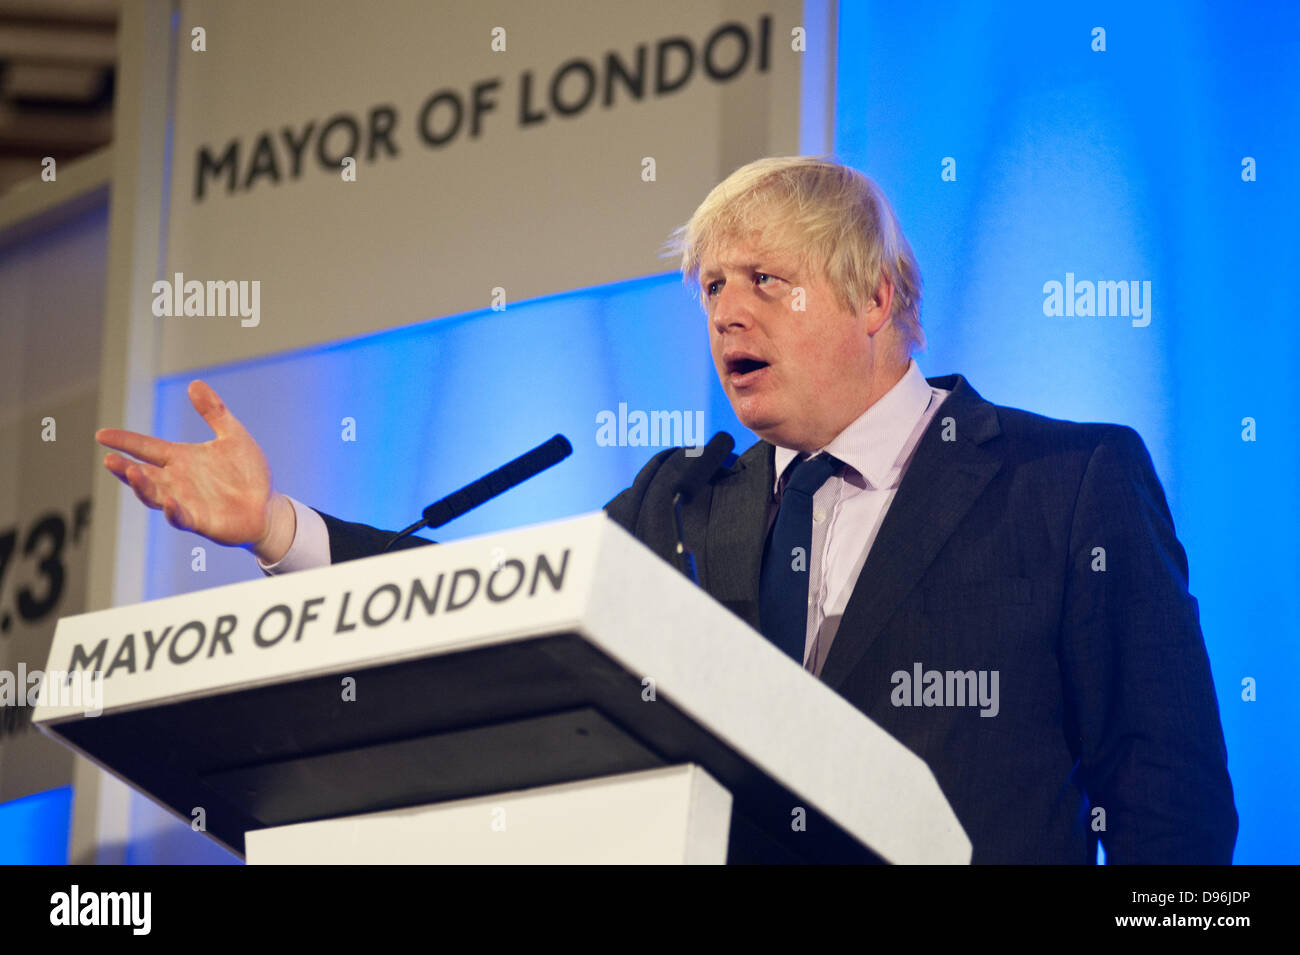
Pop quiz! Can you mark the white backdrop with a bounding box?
[163,0,814,374]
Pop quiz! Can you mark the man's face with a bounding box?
[701,235,877,451]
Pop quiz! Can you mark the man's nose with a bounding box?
[711,282,754,332]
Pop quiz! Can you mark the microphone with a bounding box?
[383,434,573,552]
[670,432,734,583]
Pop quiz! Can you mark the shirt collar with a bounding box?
[773,359,935,493]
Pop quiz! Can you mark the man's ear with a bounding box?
[864,275,895,336]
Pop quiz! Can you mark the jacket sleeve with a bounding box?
[315,508,435,563]
[601,447,679,535]
[1058,425,1237,863]
[316,447,680,564]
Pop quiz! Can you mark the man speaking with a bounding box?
[97,156,1237,864]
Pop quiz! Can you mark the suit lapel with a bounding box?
[819,375,1003,691]
[703,440,773,630]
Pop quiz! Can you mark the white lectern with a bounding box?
[34,513,971,864]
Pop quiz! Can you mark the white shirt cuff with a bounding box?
[256,496,330,574]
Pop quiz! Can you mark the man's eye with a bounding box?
[705,274,777,297]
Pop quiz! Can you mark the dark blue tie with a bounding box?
[760,453,843,664]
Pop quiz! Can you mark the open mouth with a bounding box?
[728,357,769,375]
[724,355,771,387]
[726,355,770,374]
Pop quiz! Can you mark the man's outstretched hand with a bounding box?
[96,380,296,564]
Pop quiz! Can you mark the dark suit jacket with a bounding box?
[315,373,1237,864]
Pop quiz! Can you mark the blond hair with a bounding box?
[665,156,925,357]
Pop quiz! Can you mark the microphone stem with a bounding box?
[672,491,698,583]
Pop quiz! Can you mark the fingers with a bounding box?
[188,379,245,440]
[103,452,158,491]
[102,454,138,498]
[161,493,193,532]
[121,462,164,509]
[105,455,193,531]
[96,427,173,466]
[114,459,168,516]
